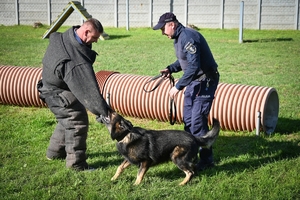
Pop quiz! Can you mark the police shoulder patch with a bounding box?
[184,42,197,54]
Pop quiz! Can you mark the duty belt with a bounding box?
[195,69,219,82]
[194,69,219,91]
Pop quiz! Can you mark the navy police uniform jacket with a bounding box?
[167,23,218,91]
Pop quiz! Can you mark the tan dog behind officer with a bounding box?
[101,110,220,185]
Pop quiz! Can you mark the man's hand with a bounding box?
[159,68,171,78]
[96,115,110,124]
[169,86,179,99]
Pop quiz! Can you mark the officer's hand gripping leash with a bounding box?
[143,74,177,125]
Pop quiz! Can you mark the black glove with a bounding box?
[96,115,110,124]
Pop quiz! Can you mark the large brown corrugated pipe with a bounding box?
[0,66,279,133]
[0,66,45,107]
[208,82,279,133]
[99,71,185,124]
[96,71,279,133]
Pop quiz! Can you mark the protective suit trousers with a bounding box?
[45,90,89,170]
[183,76,219,163]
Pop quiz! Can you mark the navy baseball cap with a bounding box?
[153,12,177,30]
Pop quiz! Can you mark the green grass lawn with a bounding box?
[0,25,299,200]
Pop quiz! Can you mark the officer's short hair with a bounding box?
[85,18,103,34]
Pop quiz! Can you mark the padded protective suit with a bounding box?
[38,26,109,170]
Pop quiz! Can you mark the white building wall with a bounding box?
[0,0,299,30]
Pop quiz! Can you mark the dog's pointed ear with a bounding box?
[120,118,133,131]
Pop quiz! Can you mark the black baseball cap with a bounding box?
[153,12,177,30]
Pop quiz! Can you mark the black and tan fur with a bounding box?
[103,111,220,185]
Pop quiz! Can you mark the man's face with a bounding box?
[84,25,101,45]
[161,22,175,39]
[80,24,101,45]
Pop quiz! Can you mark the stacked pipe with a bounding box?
[0,66,279,133]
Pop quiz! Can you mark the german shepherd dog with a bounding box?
[102,110,220,185]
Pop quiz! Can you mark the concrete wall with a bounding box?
[0,0,299,30]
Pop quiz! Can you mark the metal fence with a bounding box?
[0,0,299,30]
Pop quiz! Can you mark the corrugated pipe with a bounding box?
[0,66,279,133]
[0,66,45,107]
[96,71,279,134]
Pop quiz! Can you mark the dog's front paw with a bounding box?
[133,179,142,185]
[111,173,120,181]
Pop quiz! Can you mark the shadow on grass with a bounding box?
[106,35,131,40]
[275,117,300,134]
[89,150,123,168]
[212,135,300,172]
[86,117,300,182]
[243,38,293,43]
[151,135,300,181]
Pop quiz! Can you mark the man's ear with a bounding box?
[84,29,89,37]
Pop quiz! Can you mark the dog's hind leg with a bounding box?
[111,159,131,181]
[171,146,195,185]
[179,170,193,186]
[134,161,150,185]
[175,157,195,185]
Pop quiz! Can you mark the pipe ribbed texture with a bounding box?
[0,66,279,133]
[96,71,279,133]
[0,66,45,107]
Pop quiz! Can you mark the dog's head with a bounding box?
[103,110,133,141]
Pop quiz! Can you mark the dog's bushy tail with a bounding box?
[195,118,220,148]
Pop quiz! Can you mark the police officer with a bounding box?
[37,18,110,171]
[153,12,219,171]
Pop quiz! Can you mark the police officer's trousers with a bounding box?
[45,90,89,170]
[183,76,219,163]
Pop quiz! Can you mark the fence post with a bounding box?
[239,1,244,43]
[184,0,188,26]
[256,111,261,136]
[80,0,85,24]
[15,0,19,25]
[126,0,129,30]
[47,0,51,25]
[220,0,224,29]
[149,0,153,27]
[258,0,262,30]
[296,0,299,30]
[114,0,118,27]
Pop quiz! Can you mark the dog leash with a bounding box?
[143,74,177,125]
